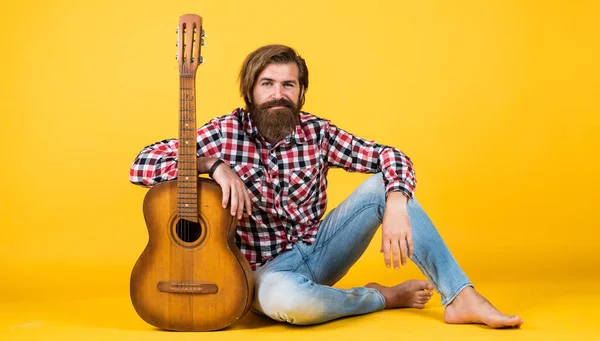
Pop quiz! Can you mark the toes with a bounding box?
[417,289,434,299]
[413,303,425,309]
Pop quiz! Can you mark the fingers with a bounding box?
[383,237,412,269]
[382,239,391,268]
[236,183,245,220]
[213,164,252,219]
[399,238,408,266]
[223,181,251,219]
[391,240,400,269]
[230,183,238,217]
[221,183,230,209]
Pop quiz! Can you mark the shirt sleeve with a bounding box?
[129,120,223,187]
[324,122,417,198]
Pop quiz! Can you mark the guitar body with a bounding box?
[130,178,254,331]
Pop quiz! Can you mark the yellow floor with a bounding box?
[2,274,598,341]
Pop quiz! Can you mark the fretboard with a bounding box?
[177,74,198,220]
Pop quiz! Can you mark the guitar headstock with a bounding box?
[176,14,205,75]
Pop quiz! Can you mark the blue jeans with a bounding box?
[251,173,472,325]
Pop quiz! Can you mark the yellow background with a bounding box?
[1,0,599,340]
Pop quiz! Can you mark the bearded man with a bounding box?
[129,44,523,328]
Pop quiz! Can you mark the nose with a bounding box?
[271,84,283,100]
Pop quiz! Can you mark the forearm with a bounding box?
[325,123,416,198]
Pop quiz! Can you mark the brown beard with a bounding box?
[249,98,300,143]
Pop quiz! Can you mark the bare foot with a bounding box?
[444,286,524,328]
[366,280,434,309]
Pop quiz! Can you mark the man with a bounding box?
[130,44,524,328]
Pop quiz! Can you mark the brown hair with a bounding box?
[239,44,309,109]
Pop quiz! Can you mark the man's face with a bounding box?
[249,62,303,144]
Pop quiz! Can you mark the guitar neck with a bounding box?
[175,14,204,221]
[178,73,199,220]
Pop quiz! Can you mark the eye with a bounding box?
[261,81,273,86]
[284,83,296,88]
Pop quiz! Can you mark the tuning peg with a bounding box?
[175,54,178,60]
[201,38,206,46]
[176,27,179,34]
[201,29,206,37]
[198,56,204,64]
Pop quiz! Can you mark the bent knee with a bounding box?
[255,272,326,325]
[359,173,386,199]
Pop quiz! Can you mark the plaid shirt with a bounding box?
[130,108,416,270]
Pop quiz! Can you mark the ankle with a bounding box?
[448,286,475,307]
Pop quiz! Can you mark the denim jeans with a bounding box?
[251,173,472,325]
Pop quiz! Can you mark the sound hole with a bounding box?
[176,219,202,243]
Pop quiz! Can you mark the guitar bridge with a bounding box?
[157,281,218,294]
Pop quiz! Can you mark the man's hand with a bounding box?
[380,192,413,269]
[202,159,252,219]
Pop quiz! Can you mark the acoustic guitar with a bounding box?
[130,13,254,331]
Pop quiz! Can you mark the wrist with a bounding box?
[196,157,218,174]
[208,159,224,178]
[387,191,409,205]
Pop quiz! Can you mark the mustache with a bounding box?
[259,98,295,109]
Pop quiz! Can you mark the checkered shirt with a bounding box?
[130,108,416,270]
